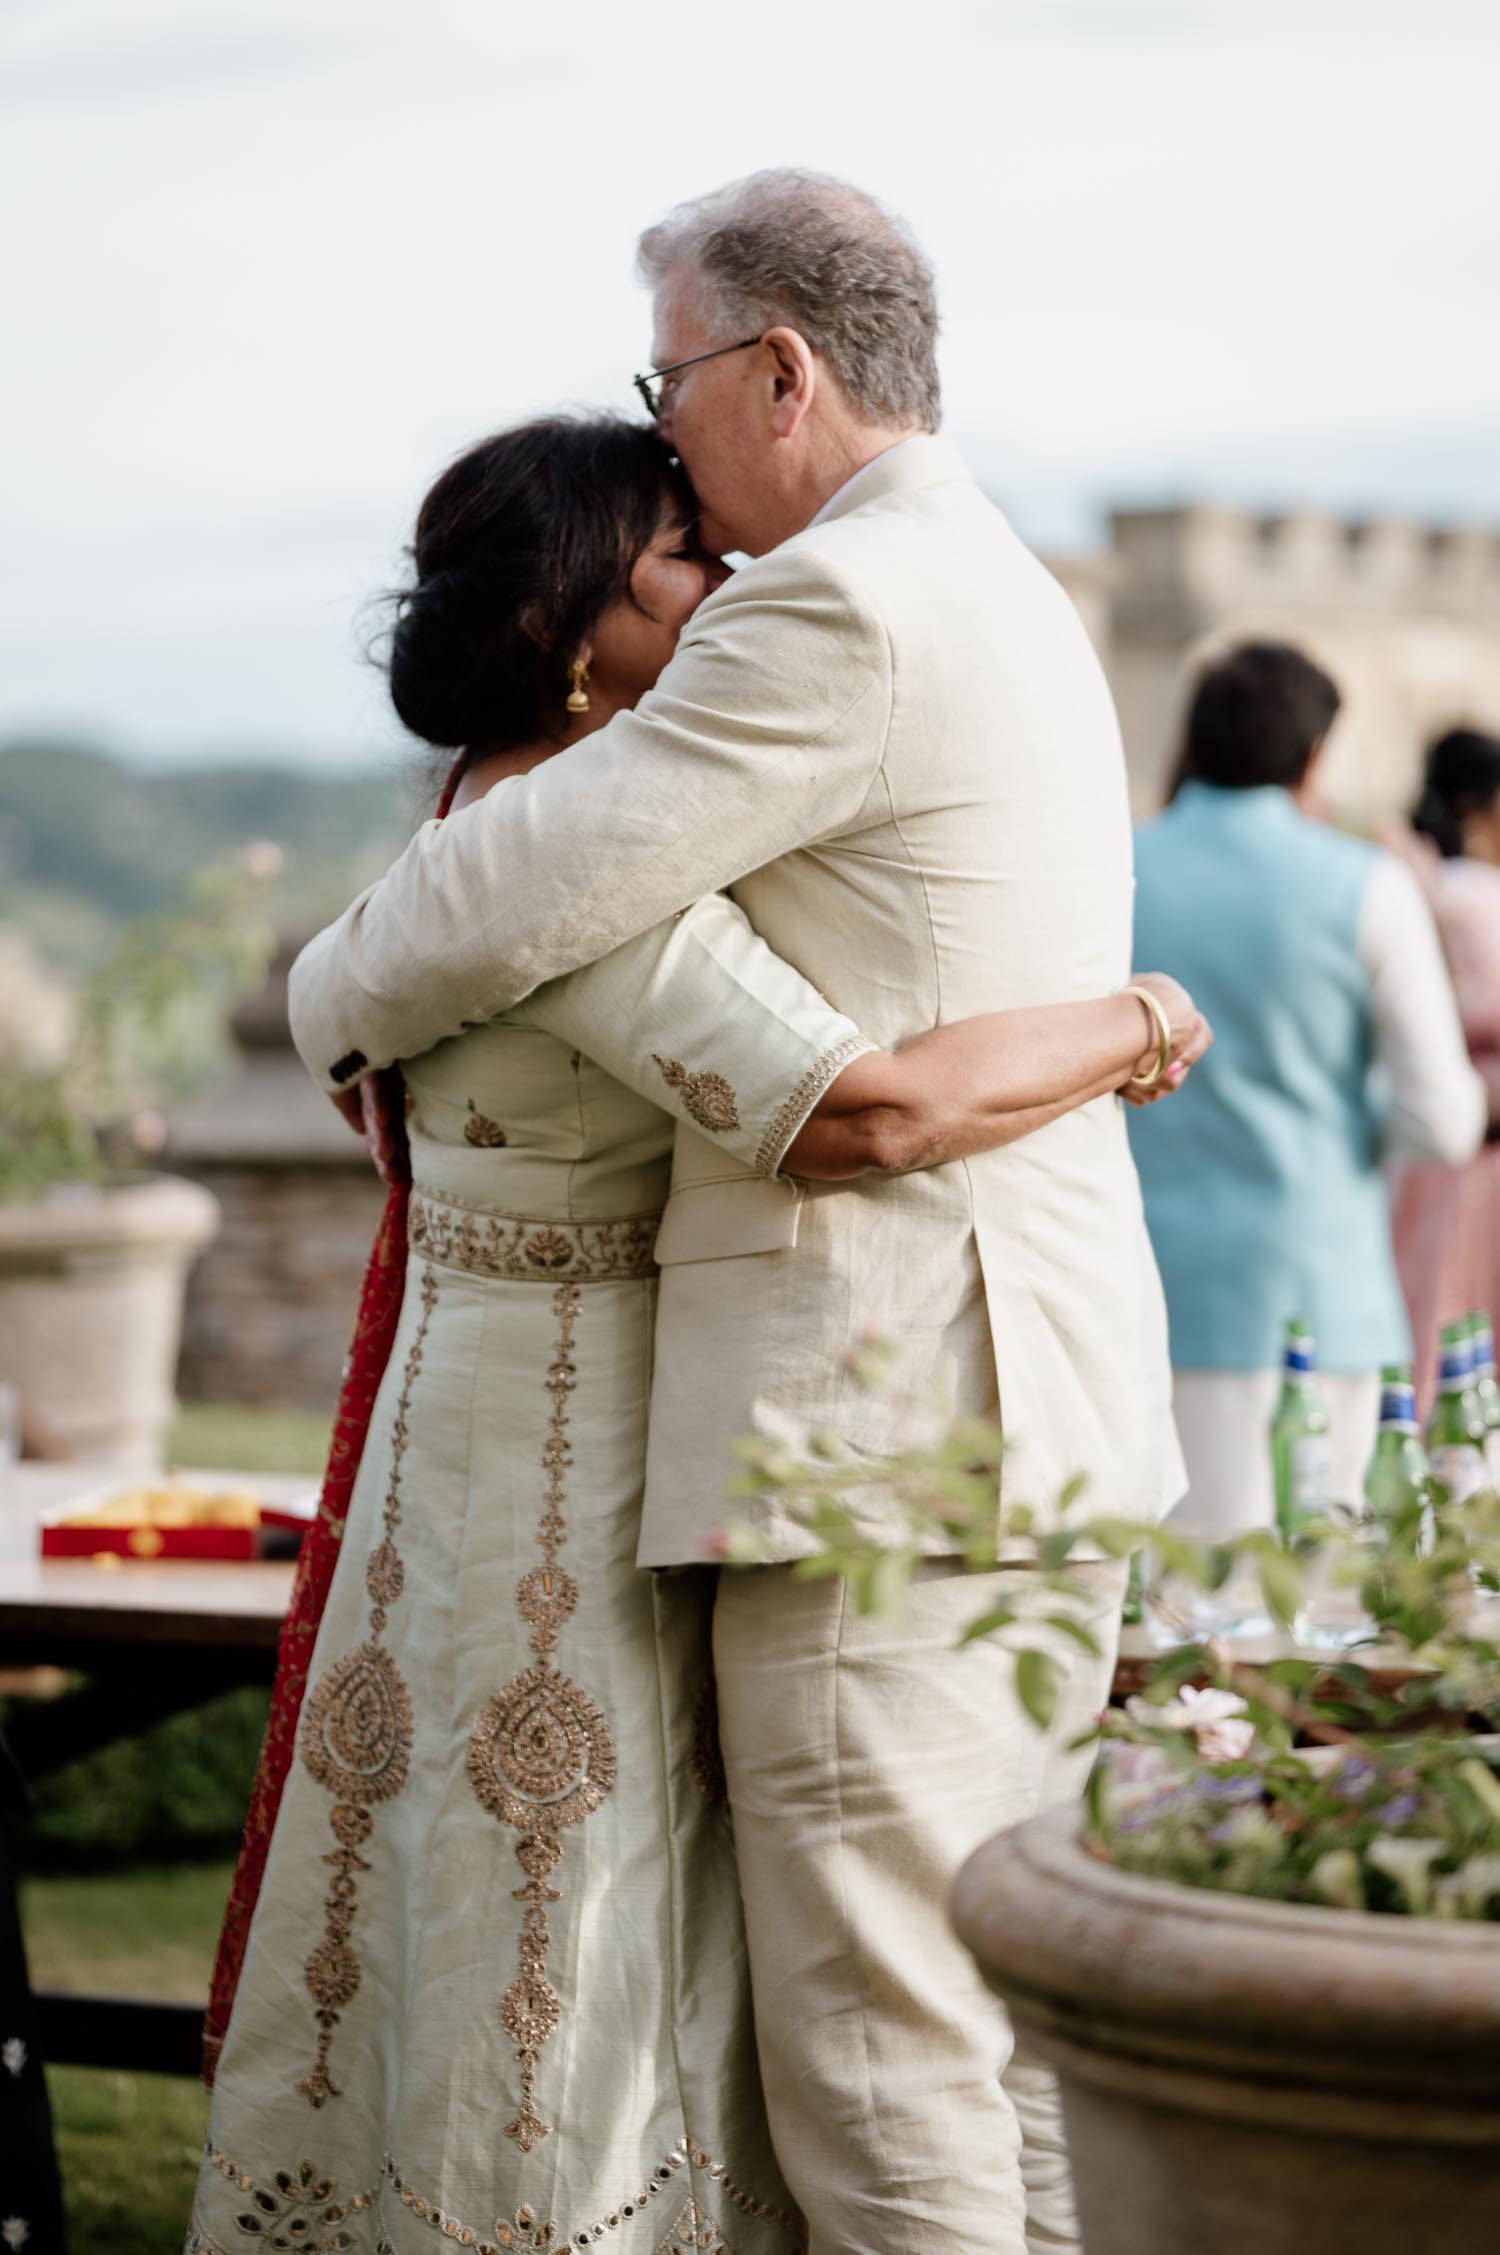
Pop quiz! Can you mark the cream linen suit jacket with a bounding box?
[290,436,1184,1563]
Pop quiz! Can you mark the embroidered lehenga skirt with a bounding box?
[187,1198,797,2255]
[187,892,884,2255]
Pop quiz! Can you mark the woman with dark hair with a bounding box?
[1130,644,1484,1553]
[188,417,1207,2255]
[1393,727,1500,1403]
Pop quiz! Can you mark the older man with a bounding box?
[290,170,1183,2255]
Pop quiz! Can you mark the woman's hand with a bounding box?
[1122,972,1213,1105]
[331,1066,409,1183]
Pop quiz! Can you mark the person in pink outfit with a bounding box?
[1390,728,1500,1409]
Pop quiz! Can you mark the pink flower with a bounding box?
[1126,1683,1255,1764]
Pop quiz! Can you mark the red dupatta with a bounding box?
[202,757,467,2084]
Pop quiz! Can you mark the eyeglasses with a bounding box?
[632,334,762,421]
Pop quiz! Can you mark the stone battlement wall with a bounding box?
[1047,504,1500,821]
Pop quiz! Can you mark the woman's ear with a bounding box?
[520,593,587,657]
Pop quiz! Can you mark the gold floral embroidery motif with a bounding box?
[410,1193,658,1284]
[652,1055,741,1135]
[382,2136,803,2251]
[495,2206,558,2251]
[466,1281,618,2152]
[658,2202,732,2255]
[198,2143,379,2251]
[753,1036,877,1177]
[295,1266,435,2106]
[464,1101,508,1147]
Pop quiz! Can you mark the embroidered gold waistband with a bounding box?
[409,1190,659,1284]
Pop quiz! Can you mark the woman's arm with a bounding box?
[785,980,1207,1180]
[1361,855,1485,1167]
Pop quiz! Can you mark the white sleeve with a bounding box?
[286,544,890,1092]
[1360,854,1486,1166]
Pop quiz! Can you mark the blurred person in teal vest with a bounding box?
[1130,643,1484,1533]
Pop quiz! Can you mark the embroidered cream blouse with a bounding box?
[401,889,873,1226]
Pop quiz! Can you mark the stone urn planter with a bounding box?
[0,1175,220,1467]
[953,1805,1500,2255]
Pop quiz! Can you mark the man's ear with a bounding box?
[762,325,817,440]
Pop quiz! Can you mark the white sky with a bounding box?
[2,0,1497,768]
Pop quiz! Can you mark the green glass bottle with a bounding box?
[1464,1311,1500,1490]
[1270,1319,1332,1540]
[1364,1364,1433,1544]
[1426,1320,1488,1506]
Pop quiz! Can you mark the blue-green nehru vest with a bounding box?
[1128,780,1410,1373]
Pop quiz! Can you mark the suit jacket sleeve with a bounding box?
[511,891,876,1179]
[288,542,891,1091]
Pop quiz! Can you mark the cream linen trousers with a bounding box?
[713,1556,1128,2255]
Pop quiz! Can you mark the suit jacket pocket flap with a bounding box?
[652,1176,802,1265]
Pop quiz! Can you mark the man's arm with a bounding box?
[289,542,890,1090]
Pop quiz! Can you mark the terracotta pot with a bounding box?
[952,1806,1500,2255]
[0,1175,220,1467]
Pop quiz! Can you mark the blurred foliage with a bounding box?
[731,1333,1500,1917]
[0,847,281,1200]
[18,1686,270,1868]
[0,736,415,966]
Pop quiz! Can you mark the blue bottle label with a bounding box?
[1438,1337,1476,1389]
[1378,1382,1418,1431]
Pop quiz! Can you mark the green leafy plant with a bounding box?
[0,846,279,1202]
[725,1338,1500,1918]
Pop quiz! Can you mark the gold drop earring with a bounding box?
[566,657,591,714]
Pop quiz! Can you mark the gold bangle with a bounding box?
[1123,984,1172,1088]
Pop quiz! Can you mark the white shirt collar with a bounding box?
[809,435,925,530]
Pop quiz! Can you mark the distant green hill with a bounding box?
[0,738,422,968]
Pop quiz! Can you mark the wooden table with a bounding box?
[0,1462,299,1674]
[1,1462,304,2076]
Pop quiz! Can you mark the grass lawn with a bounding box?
[21,1404,329,2252]
[25,1862,231,2253]
[49,2063,210,2255]
[22,1859,235,2004]
[166,1399,332,1476]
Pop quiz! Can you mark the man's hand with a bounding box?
[330,1067,408,1185]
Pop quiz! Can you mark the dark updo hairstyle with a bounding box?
[387,415,691,754]
[1170,641,1341,799]
[1410,728,1500,859]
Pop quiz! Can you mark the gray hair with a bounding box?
[637,169,940,432]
